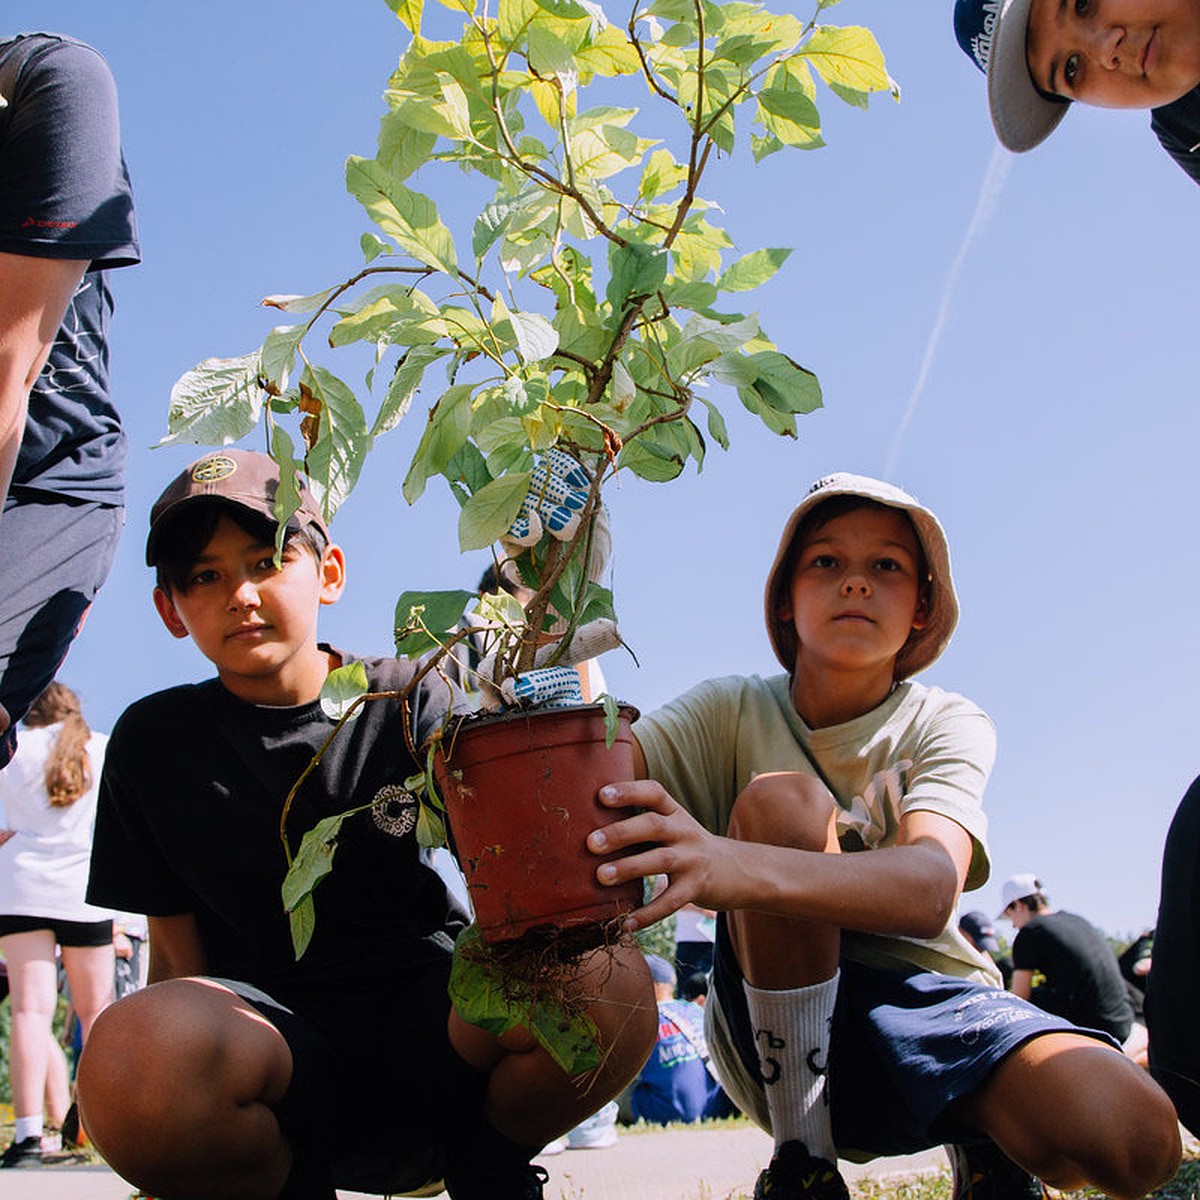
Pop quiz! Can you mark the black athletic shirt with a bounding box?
[87,651,463,1018]
[1012,910,1134,1041]
[1153,87,1200,186]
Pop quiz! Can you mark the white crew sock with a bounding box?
[743,971,840,1161]
[13,1115,43,1143]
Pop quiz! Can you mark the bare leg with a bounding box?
[0,930,58,1127]
[723,774,843,1172]
[43,1033,70,1127]
[76,979,295,1200]
[724,773,841,987]
[59,942,115,1043]
[954,1031,1181,1200]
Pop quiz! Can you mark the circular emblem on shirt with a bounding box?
[191,454,238,483]
[371,784,419,838]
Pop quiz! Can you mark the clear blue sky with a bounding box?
[9,0,1197,938]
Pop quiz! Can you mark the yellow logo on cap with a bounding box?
[191,455,237,483]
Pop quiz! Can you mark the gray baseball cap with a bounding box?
[954,0,1070,153]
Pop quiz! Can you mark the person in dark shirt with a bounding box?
[954,0,1200,185]
[999,874,1134,1042]
[0,33,139,766]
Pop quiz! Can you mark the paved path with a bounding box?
[0,1124,948,1200]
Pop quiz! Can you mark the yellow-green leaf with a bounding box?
[799,25,890,94]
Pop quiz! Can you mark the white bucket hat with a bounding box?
[764,473,959,681]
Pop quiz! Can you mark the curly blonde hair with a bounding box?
[24,682,92,807]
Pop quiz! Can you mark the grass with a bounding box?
[849,1155,1200,1200]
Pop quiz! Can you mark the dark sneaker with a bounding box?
[947,1142,1046,1200]
[446,1161,549,1200]
[61,1100,84,1149]
[0,1136,44,1168]
[753,1140,850,1200]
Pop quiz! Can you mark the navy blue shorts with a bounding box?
[0,495,122,766]
[711,918,1116,1158]
[216,952,484,1194]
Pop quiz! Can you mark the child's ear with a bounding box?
[911,591,931,632]
[153,587,190,640]
[318,544,347,606]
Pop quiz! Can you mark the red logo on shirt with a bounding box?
[22,216,79,229]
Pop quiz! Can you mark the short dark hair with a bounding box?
[152,501,327,594]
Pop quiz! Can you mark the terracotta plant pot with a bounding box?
[434,703,643,943]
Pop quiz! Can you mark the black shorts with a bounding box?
[0,495,122,766]
[0,914,114,947]
[214,951,485,1194]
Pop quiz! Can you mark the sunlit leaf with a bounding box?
[458,472,533,551]
[716,247,793,293]
[346,156,458,275]
[161,353,264,447]
[394,589,476,657]
[319,661,370,722]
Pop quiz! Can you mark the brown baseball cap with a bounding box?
[145,449,328,566]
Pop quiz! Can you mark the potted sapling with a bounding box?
[164,0,895,1071]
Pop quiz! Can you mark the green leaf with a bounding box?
[756,70,824,150]
[373,345,449,438]
[416,802,447,848]
[346,156,458,276]
[394,589,476,657]
[319,661,370,722]
[269,427,305,561]
[716,247,793,293]
[600,692,620,748]
[361,232,390,263]
[618,437,684,482]
[448,926,524,1041]
[800,25,891,95]
[695,395,730,450]
[639,148,688,201]
[298,366,372,517]
[262,289,336,314]
[402,384,474,503]
[606,243,668,314]
[744,350,823,415]
[288,894,316,960]
[448,924,602,1075]
[458,472,533,552]
[282,809,349,916]
[161,353,264,447]
[385,0,423,33]
[376,109,438,182]
[260,324,306,392]
[508,311,559,363]
[446,441,495,497]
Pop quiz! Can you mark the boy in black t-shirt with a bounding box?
[76,449,656,1200]
[954,0,1200,186]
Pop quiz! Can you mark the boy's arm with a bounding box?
[146,913,209,984]
[589,779,971,938]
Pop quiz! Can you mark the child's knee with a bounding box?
[729,771,836,850]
